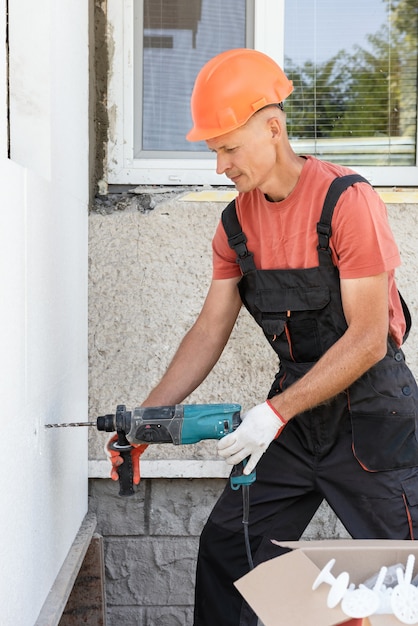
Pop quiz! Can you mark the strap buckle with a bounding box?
[228,231,250,259]
[316,222,332,253]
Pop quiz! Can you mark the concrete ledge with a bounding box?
[378,189,418,203]
[35,513,97,626]
[60,534,106,625]
[89,459,231,479]
[179,188,418,204]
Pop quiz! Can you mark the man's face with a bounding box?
[206,112,279,194]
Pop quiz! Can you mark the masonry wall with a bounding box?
[88,192,418,624]
[89,476,352,625]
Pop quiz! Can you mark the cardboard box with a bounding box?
[234,540,418,626]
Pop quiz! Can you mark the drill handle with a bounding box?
[230,459,256,490]
[111,431,135,496]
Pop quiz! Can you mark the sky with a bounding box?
[284,0,389,64]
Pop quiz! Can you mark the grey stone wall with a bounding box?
[88,478,219,625]
[88,477,350,625]
[88,190,418,624]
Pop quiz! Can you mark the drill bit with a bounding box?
[45,421,97,428]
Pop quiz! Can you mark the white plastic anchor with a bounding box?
[312,558,350,609]
[390,554,418,624]
[374,585,393,615]
[364,563,405,590]
[341,565,387,618]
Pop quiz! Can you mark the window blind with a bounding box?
[284,0,418,166]
[138,0,247,154]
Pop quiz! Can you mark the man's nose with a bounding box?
[216,153,230,175]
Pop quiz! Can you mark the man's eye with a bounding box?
[226,147,237,153]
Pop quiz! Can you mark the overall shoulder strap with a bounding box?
[316,174,412,342]
[316,174,370,260]
[221,199,256,274]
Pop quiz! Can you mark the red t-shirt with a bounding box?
[212,156,406,345]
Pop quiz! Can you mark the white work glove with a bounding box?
[217,400,287,475]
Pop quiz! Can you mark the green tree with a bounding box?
[331,26,402,138]
[285,53,352,139]
[285,0,417,149]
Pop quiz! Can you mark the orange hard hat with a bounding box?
[186,48,293,142]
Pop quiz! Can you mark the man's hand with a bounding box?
[104,434,148,485]
[217,401,287,475]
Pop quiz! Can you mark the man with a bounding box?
[108,49,418,625]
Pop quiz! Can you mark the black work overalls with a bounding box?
[194,176,418,626]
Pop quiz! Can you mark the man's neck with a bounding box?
[263,155,306,202]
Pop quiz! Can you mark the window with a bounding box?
[137,0,250,155]
[284,0,417,174]
[108,0,253,185]
[107,0,418,186]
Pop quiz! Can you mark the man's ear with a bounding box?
[268,115,282,140]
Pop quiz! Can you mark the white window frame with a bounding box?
[106,0,418,187]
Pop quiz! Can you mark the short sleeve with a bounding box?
[331,183,401,279]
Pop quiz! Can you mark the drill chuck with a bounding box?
[96,414,120,432]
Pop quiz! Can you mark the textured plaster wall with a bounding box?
[88,193,418,459]
[88,192,418,623]
[88,193,279,462]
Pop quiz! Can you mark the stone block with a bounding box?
[105,537,198,606]
[143,606,194,626]
[301,500,350,540]
[149,478,225,535]
[106,607,145,625]
[107,606,194,626]
[88,479,147,536]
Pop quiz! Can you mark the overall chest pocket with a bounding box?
[255,285,330,363]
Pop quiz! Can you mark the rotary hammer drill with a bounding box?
[96,403,255,495]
